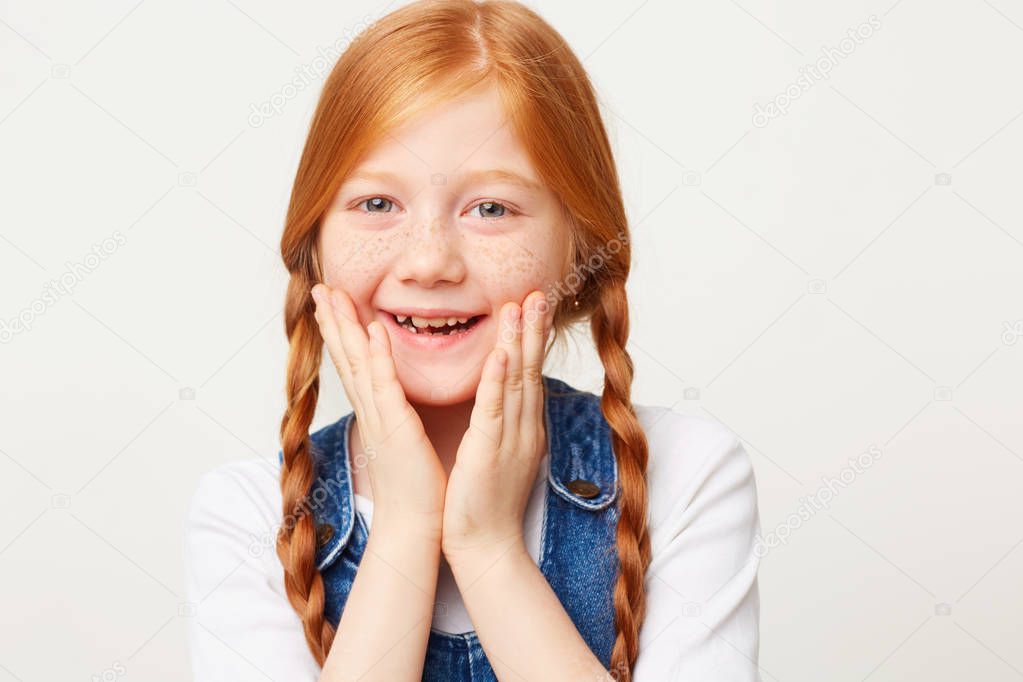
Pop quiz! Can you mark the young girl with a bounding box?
[185,1,761,680]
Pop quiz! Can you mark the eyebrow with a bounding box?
[460,168,544,192]
[344,168,544,193]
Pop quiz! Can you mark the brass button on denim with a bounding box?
[566,478,600,498]
[316,523,334,547]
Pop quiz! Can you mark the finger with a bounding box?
[520,291,547,458]
[329,286,378,422]
[499,301,523,457]
[312,283,366,419]
[366,320,409,419]
[465,348,508,451]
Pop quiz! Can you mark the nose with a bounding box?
[391,216,467,287]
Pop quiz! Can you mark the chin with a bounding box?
[396,363,482,406]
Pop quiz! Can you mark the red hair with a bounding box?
[275,1,651,677]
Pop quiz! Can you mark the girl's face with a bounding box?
[318,83,570,406]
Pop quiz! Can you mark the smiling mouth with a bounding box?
[389,313,485,336]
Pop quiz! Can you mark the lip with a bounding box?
[382,307,485,319]
[380,310,489,351]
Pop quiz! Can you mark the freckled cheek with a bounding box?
[462,233,563,306]
[320,231,401,322]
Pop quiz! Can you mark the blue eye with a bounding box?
[360,197,394,213]
[470,201,508,219]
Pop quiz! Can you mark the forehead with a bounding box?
[351,83,539,182]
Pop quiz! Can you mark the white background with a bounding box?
[2,0,1022,680]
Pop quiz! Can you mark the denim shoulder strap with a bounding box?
[539,375,622,668]
[277,413,357,571]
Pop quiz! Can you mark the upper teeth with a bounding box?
[396,315,470,328]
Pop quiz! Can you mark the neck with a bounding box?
[347,397,475,500]
[409,397,475,475]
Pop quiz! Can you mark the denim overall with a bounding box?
[280,375,621,680]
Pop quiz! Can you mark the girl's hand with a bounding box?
[441,291,551,569]
[311,283,447,539]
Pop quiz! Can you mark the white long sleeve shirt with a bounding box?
[184,403,762,681]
